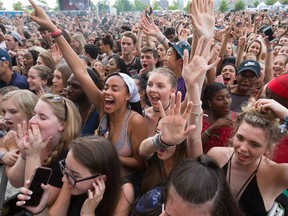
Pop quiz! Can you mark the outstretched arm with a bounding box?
[182,37,220,158]
[27,0,104,117]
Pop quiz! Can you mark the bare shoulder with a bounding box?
[144,107,153,119]
[121,182,134,202]
[207,147,234,168]
[129,111,145,126]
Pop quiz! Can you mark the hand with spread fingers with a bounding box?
[158,92,195,146]
[189,0,215,40]
[182,37,220,88]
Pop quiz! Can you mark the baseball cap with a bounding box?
[237,60,260,77]
[169,41,191,59]
[0,49,12,64]
[9,31,22,44]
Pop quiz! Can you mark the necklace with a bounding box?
[153,102,170,112]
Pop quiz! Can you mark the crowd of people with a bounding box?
[0,0,287,215]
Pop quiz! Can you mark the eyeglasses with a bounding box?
[239,74,257,81]
[59,159,102,188]
[42,94,68,120]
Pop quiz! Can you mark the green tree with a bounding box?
[0,1,5,10]
[253,0,259,7]
[234,0,245,11]
[282,0,288,4]
[38,0,47,4]
[98,2,110,13]
[13,2,23,10]
[219,0,228,12]
[152,0,160,10]
[184,0,191,12]
[113,0,134,13]
[167,0,178,10]
[265,0,276,5]
[134,0,145,11]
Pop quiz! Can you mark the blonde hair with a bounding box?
[40,94,81,166]
[1,90,38,121]
[236,103,285,153]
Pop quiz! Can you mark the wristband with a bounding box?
[153,133,172,149]
[160,36,167,44]
[50,29,62,38]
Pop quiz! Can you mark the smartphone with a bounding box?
[145,6,153,22]
[263,26,277,43]
[24,167,52,206]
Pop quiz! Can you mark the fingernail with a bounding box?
[92,182,96,186]
[27,196,31,200]
[28,191,33,195]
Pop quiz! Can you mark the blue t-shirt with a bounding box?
[0,71,28,89]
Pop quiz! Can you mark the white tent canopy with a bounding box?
[4,0,49,10]
[274,1,282,6]
[257,2,267,9]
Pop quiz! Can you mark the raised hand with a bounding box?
[254,99,288,120]
[158,92,195,146]
[189,0,215,40]
[182,37,220,88]
[80,177,106,215]
[50,44,63,66]
[28,0,57,32]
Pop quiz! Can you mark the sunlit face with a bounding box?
[27,68,46,92]
[52,69,64,94]
[29,100,64,146]
[62,151,98,195]
[102,76,130,114]
[232,121,268,166]
[221,65,236,86]
[272,56,286,76]
[1,99,27,130]
[247,41,261,56]
[25,41,34,49]
[146,72,175,110]
[71,39,81,50]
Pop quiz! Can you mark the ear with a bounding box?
[2,60,9,68]
[58,122,65,132]
[177,58,183,65]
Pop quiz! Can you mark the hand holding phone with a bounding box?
[24,167,52,206]
[262,26,277,43]
[145,6,153,23]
